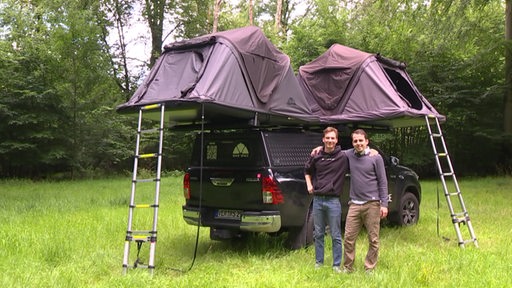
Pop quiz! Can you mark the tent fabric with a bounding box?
[298,45,372,110]
[117,27,445,128]
[298,44,445,127]
[116,26,316,126]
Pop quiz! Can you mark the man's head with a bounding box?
[322,127,338,152]
[351,129,369,153]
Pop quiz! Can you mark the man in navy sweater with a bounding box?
[305,127,347,273]
[343,129,388,274]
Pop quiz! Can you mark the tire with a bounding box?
[396,192,420,226]
[286,205,314,249]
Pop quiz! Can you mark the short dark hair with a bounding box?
[351,129,368,139]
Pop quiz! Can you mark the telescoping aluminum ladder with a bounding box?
[122,103,165,274]
[425,115,478,248]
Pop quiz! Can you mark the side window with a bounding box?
[206,142,218,160]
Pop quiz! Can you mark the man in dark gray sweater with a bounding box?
[343,129,388,274]
[305,127,347,273]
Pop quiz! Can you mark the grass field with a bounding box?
[0,175,511,287]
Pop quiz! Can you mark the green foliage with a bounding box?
[173,0,213,39]
[282,0,350,69]
[0,40,70,177]
[0,0,130,178]
[0,0,510,178]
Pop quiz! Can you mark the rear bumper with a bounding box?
[182,206,281,233]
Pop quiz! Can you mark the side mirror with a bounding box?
[390,156,400,166]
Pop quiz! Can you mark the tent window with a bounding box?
[384,68,423,110]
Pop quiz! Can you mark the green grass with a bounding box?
[1,176,511,287]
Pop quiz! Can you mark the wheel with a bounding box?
[396,192,420,226]
[286,205,314,249]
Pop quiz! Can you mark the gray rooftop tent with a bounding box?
[297,44,445,128]
[116,26,317,127]
[117,26,444,129]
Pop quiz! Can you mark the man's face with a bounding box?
[352,133,368,153]
[322,131,338,151]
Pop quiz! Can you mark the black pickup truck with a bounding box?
[182,129,421,249]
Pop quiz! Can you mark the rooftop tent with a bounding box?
[298,44,445,128]
[116,26,317,127]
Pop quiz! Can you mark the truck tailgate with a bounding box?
[187,168,270,210]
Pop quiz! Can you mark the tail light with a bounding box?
[183,172,191,199]
[258,173,284,204]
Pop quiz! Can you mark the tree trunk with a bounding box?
[144,0,165,68]
[249,0,253,26]
[505,0,512,134]
[275,0,282,33]
[213,0,223,33]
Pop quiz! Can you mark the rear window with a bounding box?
[264,131,322,167]
[191,133,265,166]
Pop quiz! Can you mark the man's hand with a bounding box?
[380,207,388,219]
[311,146,322,156]
[369,148,379,156]
[307,183,314,194]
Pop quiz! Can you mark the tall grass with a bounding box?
[0,176,511,287]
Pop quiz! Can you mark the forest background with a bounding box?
[1,0,511,179]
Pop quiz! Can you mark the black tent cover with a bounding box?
[117,26,445,129]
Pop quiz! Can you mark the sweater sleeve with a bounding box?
[375,156,388,207]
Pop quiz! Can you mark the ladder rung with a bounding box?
[452,215,469,224]
[447,192,460,196]
[127,234,157,242]
[129,204,158,208]
[442,172,454,177]
[432,133,442,137]
[437,153,447,157]
[140,128,159,134]
[463,238,477,244]
[138,153,158,159]
[141,104,161,110]
[127,231,157,239]
[131,230,154,234]
[134,178,156,183]
[132,235,150,242]
[125,233,152,242]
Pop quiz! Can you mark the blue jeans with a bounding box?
[313,196,342,267]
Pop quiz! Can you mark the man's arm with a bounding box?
[310,146,379,156]
[305,174,314,194]
[311,146,323,156]
[375,156,388,218]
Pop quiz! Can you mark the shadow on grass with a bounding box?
[163,230,294,254]
[153,230,302,274]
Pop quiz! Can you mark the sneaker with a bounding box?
[315,263,323,269]
[333,266,342,273]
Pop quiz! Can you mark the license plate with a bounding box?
[215,209,242,220]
